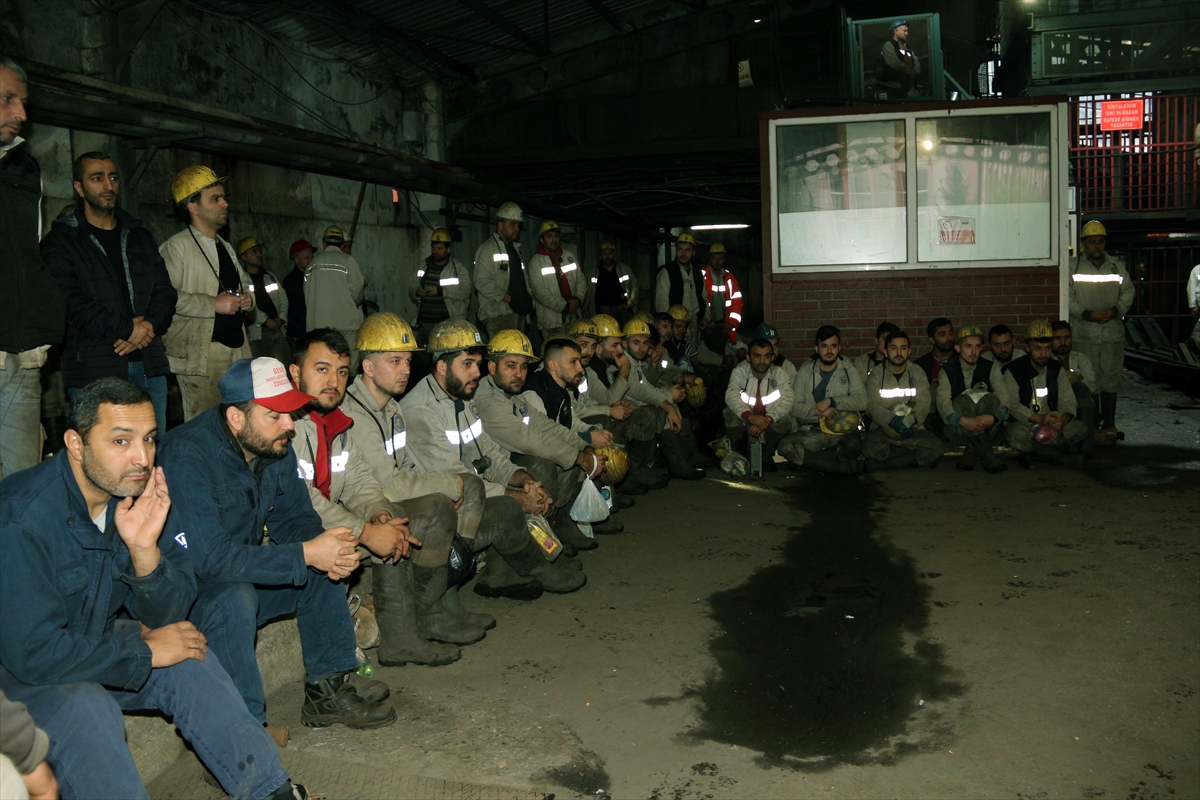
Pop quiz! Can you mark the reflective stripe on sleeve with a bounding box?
[440,277,460,286]
[330,452,349,473]
[541,266,557,276]
[444,418,484,445]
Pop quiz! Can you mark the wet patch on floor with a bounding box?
[534,747,610,797]
[688,475,962,769]
[1087,445,1200,492]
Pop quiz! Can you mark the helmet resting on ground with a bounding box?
[594,445,628,484]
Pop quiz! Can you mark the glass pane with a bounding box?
[776,119,907,267]
[857,17,935,102]
[915,113,1052,262]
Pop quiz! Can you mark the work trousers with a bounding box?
[864,426,945,466]
[0,352,40,479]
[1004,419,1089,454]
[1073,341,1123,393]
[189,574,358,725]
[0,653,287,800]
[177,340,251,421]
[942,393,1005,447]
[723,408,786,460]
[515,454,584,514]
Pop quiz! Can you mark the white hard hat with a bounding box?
[496,201,523,222]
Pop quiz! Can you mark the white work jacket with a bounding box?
[865,362,931,430]
[408,255,473,321]
[305,246,365,333]
[291,411,392,538]
[1067,253,1134,344]
[791,357,868,426]
[473,232,530,322]
[725,361,794,420]
[527,247,586,331]
[474,375,585,470]
[246,269,288,342]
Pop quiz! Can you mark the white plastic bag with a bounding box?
[570,478,609,523]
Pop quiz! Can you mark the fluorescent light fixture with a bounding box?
[690,223,750,230]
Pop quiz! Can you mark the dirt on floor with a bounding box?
[217,372,1200,799]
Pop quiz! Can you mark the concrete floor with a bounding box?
[159,372,1200,799]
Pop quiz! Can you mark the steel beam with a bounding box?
[582,0,624,32]
[453,0,550,57]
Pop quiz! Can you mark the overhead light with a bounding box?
[753,18,762,23]
[922,139,934,150]
[691,223,750,230]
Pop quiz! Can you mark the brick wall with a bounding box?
[765,267,1060,357]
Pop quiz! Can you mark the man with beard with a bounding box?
[935,325,1008,473]
[478,331,618,552]
[1052,320,1097,452]
[998,320,1088,469]
[288,329,476,658]
[160,165,255,421]
[586,241,637,323]
[913,317,956,439]
[410,228,472,346]
[42,152,177,435]
[983,324,1026,367]
[880,20,921,99]
[527,220,586,338]
[0,378,312,800]
[401,319,586,596]
[655,232,707,347]
[779,325,868,474]
[1,57,65,479]
[863,330,945,470]
[344,313,503,658]
[852,321,900,384]
[724,339,795,468]
[159,357,396,738]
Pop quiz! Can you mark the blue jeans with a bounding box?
[0,653,289,800]
[67,362,168,434]
[0,352,41,479]
[191,576,359,724]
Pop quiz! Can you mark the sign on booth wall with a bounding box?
[938,216,976,245]
[1100,100,1144,131]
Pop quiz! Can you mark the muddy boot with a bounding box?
[955,442,976,471]
[660,431,705,480]
[502,539,587,594]
[612,492,634,510]
[441,584,496,632]
[301,672,396,730]
[592,516,625,535]
[553,513,599,551]
[412,564,487,645]
[473,548,545,601]
[344,671,391,703]
[373,561,460,667]
[971,434,1007,474]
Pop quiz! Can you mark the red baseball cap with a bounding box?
[219,358,313,413]
[289,239,317,258]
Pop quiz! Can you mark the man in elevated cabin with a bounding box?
[1067,220,1133,444]
[880,19,921,99]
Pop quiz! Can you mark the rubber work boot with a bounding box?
[440,584,496,632]
[612,492,635,510]
[970,434,1007,474]
[344,671,390,703]
[591,517,625,535]
[473,548,546,601]
[660,431,705,480]
[412,563,487,645]
[503,538,587,594]
[301,672,396,729]
[553,514,599,550]
[372,560,460,667]
[955,443,976,471]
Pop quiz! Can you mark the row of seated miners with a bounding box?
[728,317,1098,475]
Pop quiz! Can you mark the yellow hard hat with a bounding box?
[956,323,984,344]
[631,311,654,326]
[599,240,615,251]
[235,237,263,257]
[431,227,453,243]
[667,304,690,322]
[567,318,600,340]
[322,225,350,244]
[685,377,707,409]
[1080,220,1107,239]
[1025,319,1054,341]
[488,329,540,362]
[171,165,227,205]
[595,445,628,484]
[428,318,484,357]
[622,317,653,337]
[592,314,624,338]
[357,312,421,353]
[676,232,696,246]
[819,411,864,435]
[539,219,560,236]
[709,242,726,255]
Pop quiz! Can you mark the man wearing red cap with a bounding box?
[157,356,397,736]
[283,239,315,346]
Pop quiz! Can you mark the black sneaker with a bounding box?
[301,673,396,730]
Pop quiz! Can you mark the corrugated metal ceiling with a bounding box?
[186,0,689,88]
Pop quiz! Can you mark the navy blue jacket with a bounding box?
[0,452,194,691]
[157,407,320,587]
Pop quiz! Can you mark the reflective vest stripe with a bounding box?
[383,431,406,456]
[879,387,918,398]
[444,418,484,445]
[1071,273,1123,283]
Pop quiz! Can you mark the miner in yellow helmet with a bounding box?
[933,323,1009,473]
[160,164,254,420]
[586,239,638,324]
[235,236,291,366]
[527,219,586,338]
[476,331,623,551]
[410,227,473,345]
[1068,219,1133,441]
[655,232,707,341]
[400,319,587,597]
[996,319,1089,468]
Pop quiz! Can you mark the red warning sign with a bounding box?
[1100,99,1144,131]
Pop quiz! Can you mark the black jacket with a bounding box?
[41,206,177,387]
[0,146,64,352]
